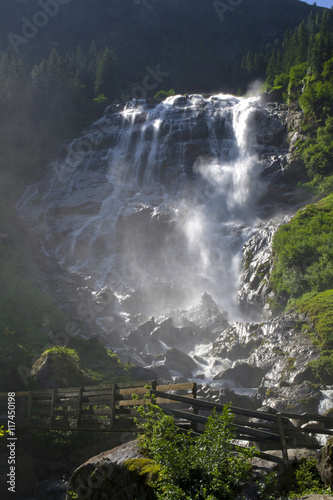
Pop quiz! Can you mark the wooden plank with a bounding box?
[162,407,281,441]
[117,387,149,396]
[80,409,110,416]
[115,381,155,390]
[151,390,280,422]
[279,412,333,423]
[118,399,146,407]
[157,383,196,392]
[299,428,333,435]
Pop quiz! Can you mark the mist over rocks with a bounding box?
[16,93,333,418]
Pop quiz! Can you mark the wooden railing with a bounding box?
[151,389,333,466]
[1,381,333,467]
[0,381,196,432]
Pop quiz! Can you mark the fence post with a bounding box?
[50,389,56,427]
[109,384,117,429]
[276,412,289,464]
[76,387,84,428]
[27,392,32,425]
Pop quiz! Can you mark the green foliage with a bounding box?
[288,62,308,102]
[291,290,333,349]
[288,458,331,497]
[135,399,258,499]
[300,116,333,178]
[125,458,161,482]
[271,195,333,299]
[0,426,9,438]
[154,89,176,100]
[305,356,333,384]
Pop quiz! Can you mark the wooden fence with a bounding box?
[151,389,333,466]
[0,381,196,432]
[1,381,333,466]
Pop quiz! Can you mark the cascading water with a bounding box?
[18,95,333,417]
[19,94,271,320]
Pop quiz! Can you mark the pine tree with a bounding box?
[94,47,118,99]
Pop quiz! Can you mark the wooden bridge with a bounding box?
[1,380,333,466]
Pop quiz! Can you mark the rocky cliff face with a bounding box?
[17,94,332,419]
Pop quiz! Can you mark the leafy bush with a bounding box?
[305,356,333,384]
[301,117,333,178]
[289,458,331,497]
[135,398,259,499]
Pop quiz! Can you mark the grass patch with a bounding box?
[271,194,333,300]
[289,290,333,349]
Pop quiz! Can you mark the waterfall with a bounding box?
[18,94,272,319]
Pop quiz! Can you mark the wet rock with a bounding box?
[150,317,197,353]
[126,319,156,353]
[263,381,322,414]
[218,388,262,410]
[128,365,158,381]
[317,439,333,490]
[214,363,264,388]
[179,293,229,343]
[257,113,286,146]
[213,312,320,390]
[150,363,172,381]
[30,349,92,389]
[260,88,284,104]
[66,440,157,500]
[164,348,198,378]
[237,217,284,320]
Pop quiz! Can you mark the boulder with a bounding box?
[264,381,322,414]
[150,317,197,353]
[317,439,333,490]
[164,348,198,378]
[218,388,262,410]
[30,348,92,389]
[66,440,157,500]
[214,363,264,388]
[257,113,285,146]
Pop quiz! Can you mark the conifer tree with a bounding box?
[94,47,118,99]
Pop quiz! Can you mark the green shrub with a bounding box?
[305,356,333,384]
[154,89,176,100]
[288,458,331,497]
[135,399,260,499]
[301,117,333,178]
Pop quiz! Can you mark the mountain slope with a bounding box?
[0,0,324,92]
